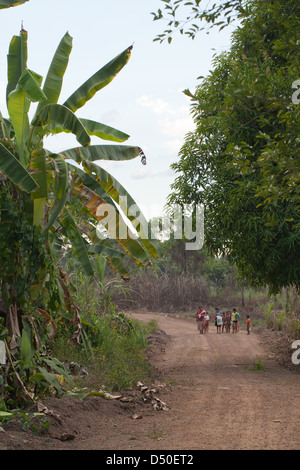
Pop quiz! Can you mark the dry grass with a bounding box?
[112,272,300,338]
[113,271,272,317]
[113,272,209,312]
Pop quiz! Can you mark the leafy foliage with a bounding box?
[49,265,158,392]
[0,0,28,9]
[0,27,157,408]
[0,181,61,316]
[168,0,300,293]
[151,0,250,43]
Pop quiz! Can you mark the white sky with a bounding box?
[0,0,235,219]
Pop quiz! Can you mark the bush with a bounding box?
[50,310,158,392]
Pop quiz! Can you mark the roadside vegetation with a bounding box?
[112,238,300,338]
[0,0,158,418]
[1,0,300,430]
[48,261,158,393]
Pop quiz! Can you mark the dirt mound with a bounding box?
[257,327,300,370]
[144,329,170,361]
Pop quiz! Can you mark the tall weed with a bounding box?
[275,310,286,331]
[264,303,274,328]
[288,316,300,339]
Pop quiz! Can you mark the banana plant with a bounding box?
[0,0,29,8]
[0,28,158,353]
[1,28,157,271]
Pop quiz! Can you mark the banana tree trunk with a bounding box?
[7,302,21,351]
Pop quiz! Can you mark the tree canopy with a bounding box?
[152,0,249,42]
[168,0,300,294]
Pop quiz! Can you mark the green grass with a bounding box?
[50,315,158,392]
[247,358,265,371]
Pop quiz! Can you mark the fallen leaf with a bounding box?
[120,397,134,403]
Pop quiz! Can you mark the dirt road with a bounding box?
[122,312,300,451]
[1,311,299,450]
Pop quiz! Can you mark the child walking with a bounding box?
[232,308,239,333]
[246,315,251,335]
[215,308,223,334]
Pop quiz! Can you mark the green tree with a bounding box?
[151,0,249,43]
[0,28,157,377]
[168,0,300,294]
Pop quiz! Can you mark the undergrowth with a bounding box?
[50,312,158,392]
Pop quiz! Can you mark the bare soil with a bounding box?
[1,311,300,451]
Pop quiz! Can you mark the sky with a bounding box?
[0,0,235,220]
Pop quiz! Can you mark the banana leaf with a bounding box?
[42,153,69,234]
[18,69,46,102]
[47,118,129,143]
[6,29,27,103]
[42,357,74,386]
[30,150,69,228]
[35,32,73,116]
[0,141,38,192]
[33,366,62,394]
[59,207,94,277]
[76,219,130,280]
[71,177,150,267]
[76,219,122,259]
[0,0,29,8]
[83,160,158,258]
[59,144,145,163]
[71,118,129,143]
[7,88,29,161]
[32,104,90,147]
[8,69,47,162]
[89,244,130,280]
[67,162,111,203]
[88,243,125,260]
[21,327,34,369]
[0,110,14,139]
[106,256,131,280]
[30,149,48,200]
[68,161,158,260]
[63,46,133,112]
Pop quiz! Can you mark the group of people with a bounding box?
[196,306,251,335]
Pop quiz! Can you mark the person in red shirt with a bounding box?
[246,315,251,335]
[196,306,206,334]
